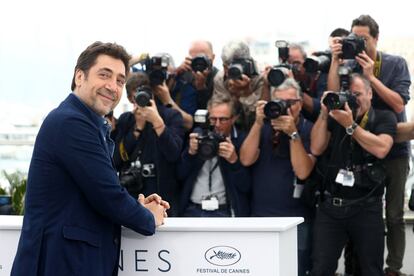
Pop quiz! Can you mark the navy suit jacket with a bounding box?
[11,94,156,276]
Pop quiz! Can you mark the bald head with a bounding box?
[189,40,215,60]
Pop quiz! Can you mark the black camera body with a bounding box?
[323,65,358,111]
[191,55,211,72]
[193,109,226,160]
[304,51,332,74]
[197,131,226,161]
[119,160,143,190]
[227,58,258,80]
[264,99,295,119]
[267,64,291,87]
[145,55,169,86]
[134,85,153,107]
[341,33,366,59]
[322,91,356,111]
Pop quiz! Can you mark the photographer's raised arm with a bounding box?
[351,125,393,159]
[310,95,331,156]
[239,100,266,166]
[356,52,406,113]
[396,122,414,143]
[326,38,342,92]
[153,83,194,130]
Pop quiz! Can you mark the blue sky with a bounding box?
[1,0,412,124]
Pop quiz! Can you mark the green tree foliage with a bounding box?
[1,170,27,215]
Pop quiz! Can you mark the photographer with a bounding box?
[214,39,265,132]
[177,93,251,217]
[310,74,397,276]
[169,40,219,129]
[327,15,411,276]
[240,78,315,276]
[113,72,184,216]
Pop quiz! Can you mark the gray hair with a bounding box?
[289,43,307,59]
[351,73,372,93]
[221,40,251,65]
[272,78,303,99]
[208,92,238,117]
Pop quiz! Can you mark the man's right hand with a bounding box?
[329,37,344,62]
[175,56,192,76]
[255,100,267,126]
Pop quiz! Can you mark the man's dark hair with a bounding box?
[125,72,150,96]
[329,28,350,38]
[351,15,379,38]
[71,41,131,91]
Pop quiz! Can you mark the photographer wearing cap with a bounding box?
[214,39,265,132]
[311,73,397,276]
[113,72,184,216]
[169,40,219,129]
[177,93,251,217]
[240,78,315,276]
[327,15,411,276]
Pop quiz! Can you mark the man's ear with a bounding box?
[74,69,84,87]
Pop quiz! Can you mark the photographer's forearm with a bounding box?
[327,60,340,92]
[353,128,393,159]
[310,112,330,156]
[239,121,262,166]
[169,101,194,130]
[370,77,405,113]
[302,93,314,114]
[395,122,414,143]
[290,140,316,180]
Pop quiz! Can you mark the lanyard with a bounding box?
[373,51,382,78]
[208,158,219,192]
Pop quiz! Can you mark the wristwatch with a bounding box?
[289,131,300,141]
[345,122,358,136]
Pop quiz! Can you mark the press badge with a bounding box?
[335,169,355,187]
[201,196,219,211]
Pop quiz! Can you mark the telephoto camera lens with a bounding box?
[267,67,288,87]
[263,100,289,119]
[135,85,153,107]
[191,55,210,72]
[322,93,341,111]
[228,64,244,80]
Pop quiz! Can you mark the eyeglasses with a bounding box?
[209,117,232,124]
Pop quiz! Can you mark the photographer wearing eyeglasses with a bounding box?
[240,78,316,276]
[177,93,251,217]
[311,73,397,276]
[327,15,411,276]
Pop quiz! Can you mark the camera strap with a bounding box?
[373,51,382,78]
[208,158,220,192]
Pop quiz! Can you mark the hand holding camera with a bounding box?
[354,51,375,79]
[254,100,267,126]
[321,92,354,128]
[218,136,237,164]
[270,108,297,136]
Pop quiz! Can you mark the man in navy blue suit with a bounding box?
[11,41,169,276]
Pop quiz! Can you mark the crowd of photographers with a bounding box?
[106,14,412,276]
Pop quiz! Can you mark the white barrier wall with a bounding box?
[0,216,303,276]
